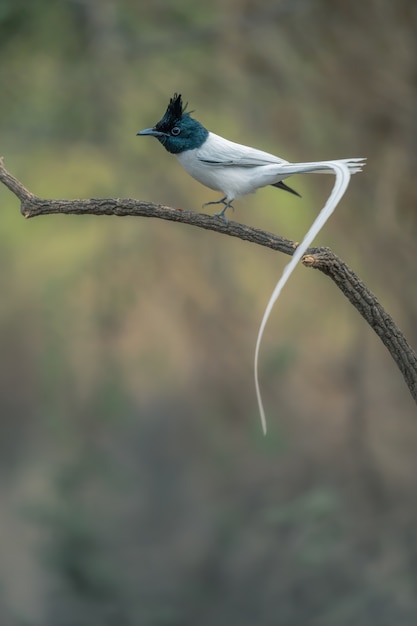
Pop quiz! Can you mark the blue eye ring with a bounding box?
[171,126,181,136]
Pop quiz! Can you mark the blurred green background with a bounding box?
[1,1,417,624]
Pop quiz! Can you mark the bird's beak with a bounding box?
[137,127,166,137]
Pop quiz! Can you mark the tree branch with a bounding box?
[1,157,416,404]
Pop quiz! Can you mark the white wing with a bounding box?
[196,133,289,168]
[196,135,366,177]
[254,160,354,434]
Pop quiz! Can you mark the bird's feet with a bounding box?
[202,196,234,223]
[213,206,230,223]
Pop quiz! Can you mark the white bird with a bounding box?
[138,93,366,433]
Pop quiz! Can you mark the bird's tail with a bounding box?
[279,157,366,177]
[254,159,365,435]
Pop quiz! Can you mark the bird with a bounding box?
[137,93,366,433]
[137,93,364,220]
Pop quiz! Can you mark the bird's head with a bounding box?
[137,93,208,154]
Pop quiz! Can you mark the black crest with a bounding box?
[155,93,188,133]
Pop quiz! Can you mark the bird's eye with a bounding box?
[171,126,181,136]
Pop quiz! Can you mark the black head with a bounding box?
[137,93,208,154]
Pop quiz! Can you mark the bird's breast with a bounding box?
[176,149,225,192]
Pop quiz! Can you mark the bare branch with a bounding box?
[1,157,416,405]
[0,156,35,203]
[304,249,417,400]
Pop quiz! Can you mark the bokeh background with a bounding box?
[1,1,417,624]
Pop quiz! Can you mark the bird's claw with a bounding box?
[202,196,233,223]
[214,210,229,224]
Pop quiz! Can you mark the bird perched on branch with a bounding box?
[137,93,366,433]
[137,93,364,220]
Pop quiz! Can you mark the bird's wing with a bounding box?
[196,133,289,168]
[254,161,353,435]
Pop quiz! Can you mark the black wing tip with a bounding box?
[271,181,302,198]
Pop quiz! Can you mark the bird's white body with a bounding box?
[177,132,289,199]
[176,131,364,203]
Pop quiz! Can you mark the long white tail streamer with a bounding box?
[254,158,365,434]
